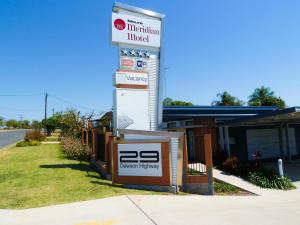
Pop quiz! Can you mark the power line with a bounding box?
[0,106,41,111]
[0,93,44,97]
[48,93,103,112]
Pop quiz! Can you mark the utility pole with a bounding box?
[44,92,48,135]
[52,108,54,116]
[44,92,48,121]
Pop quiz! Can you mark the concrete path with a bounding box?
[0,129,27,149]
[42,141,60,144]
[213,168,285,196]
[1,190,300,225]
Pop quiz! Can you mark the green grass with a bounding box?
[214,180,240,194]
[0,144,159,209]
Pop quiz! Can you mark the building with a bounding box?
[163,106,300,164]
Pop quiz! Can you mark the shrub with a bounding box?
[16,140,41,147]
[16,141,29,147]
[24,130,46,142]
[61,136,90,161]
[28,140,41,146]
[214,180,239,193]
[222,156,239,174]
[248,168,296,190]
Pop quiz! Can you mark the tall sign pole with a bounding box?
[111,2,165,135]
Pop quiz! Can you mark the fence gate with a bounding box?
[186,130,206,175]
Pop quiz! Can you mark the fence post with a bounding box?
[204,134,214,195]
[278,158,284,177]
[182,134,188,185]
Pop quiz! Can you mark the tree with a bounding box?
[163,98,173,106]
[6,119,20,128]
[21,120,30,129]
[31,120,41,129]
[42,109,94,137]
[212,91,244,106]
[42,116,60,135]
[0,117,4,126]
[248,86,286,108]
[163,98,193,106]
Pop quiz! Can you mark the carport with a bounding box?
[220,107,300,162]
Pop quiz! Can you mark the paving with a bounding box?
[1,189,300,225]
[0,129,27,149]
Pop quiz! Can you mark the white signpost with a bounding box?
[110,4,184,193]
[112,2,165,135]
[118,143,162,177]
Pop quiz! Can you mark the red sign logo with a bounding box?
[114,19,126,30]
[121,59,134,67]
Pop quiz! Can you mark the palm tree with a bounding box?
[212,91,244,106]
[248,86,286,108]
[248,86,274,106]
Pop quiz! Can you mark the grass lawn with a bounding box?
[0,144,159,209]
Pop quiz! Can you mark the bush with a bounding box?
[214,180,239,193]
[16,140,41,147]
[222,156,239,174]
[61,136,90,161]
[28,140,41,146]
[248,168,296,190]
[16,141,29,147]
[24,130,46,142]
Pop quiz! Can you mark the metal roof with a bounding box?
[220,107,300,126]
[163,105,278,122]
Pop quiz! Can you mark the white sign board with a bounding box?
[118,143,162,176]
[115,88,150,130]
[112,12,161,47]
[116,71,148,86]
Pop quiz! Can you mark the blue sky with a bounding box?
[0,0,300,120]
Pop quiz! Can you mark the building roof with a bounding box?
[220,107,300,126]
[163,105,278,122]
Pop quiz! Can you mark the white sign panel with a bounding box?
[112,12,161,47]
[116,71,148,86]
[115,88,150,130]
[118,143,162,176]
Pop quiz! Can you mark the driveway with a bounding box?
[0,129,27,149]
[1,189,300,225]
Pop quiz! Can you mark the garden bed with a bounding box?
[214,179,254,196]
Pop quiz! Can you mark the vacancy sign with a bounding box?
[118,143,162,177]
[112,12,161,47]
[116,70,148,86]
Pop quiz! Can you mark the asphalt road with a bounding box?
[0,130,27,149]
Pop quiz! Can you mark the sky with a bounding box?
[0,0,300,120]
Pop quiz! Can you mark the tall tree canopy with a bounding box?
[248,86,286,108]
[212,91,244,106]
[163,98,193,106]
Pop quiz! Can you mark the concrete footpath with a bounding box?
[1,188,300,225]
